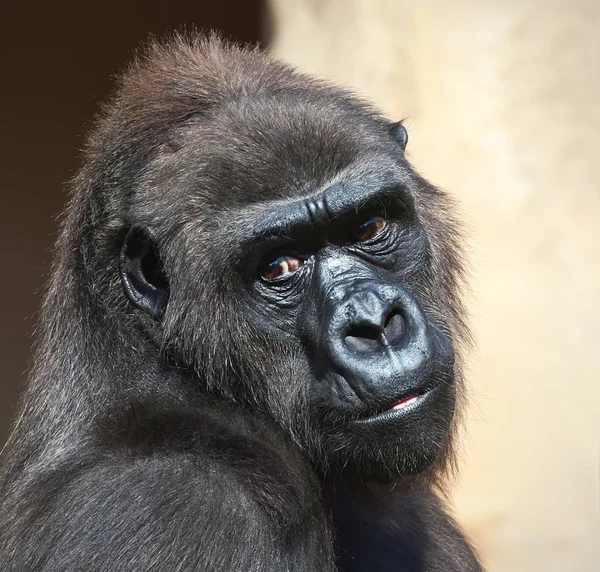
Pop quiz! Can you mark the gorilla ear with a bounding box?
[389,121,408,151]
[120,225,169,320]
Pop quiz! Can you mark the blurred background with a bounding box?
[1,1,598,571]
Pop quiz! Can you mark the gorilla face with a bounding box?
[120,92,459,482]
[246,153,456,479]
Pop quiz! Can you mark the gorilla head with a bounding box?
[0,38,466,496]
[98,36,469,484]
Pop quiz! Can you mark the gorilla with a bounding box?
[0,35,483,571]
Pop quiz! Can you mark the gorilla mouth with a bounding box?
[391,394,420,410]
[354,384,441,425]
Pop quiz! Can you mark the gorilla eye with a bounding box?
[262,255,305,280]
[356,217,387,242]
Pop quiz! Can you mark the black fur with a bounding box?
[0,34,483,571]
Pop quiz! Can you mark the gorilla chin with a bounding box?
[321,370,456,482]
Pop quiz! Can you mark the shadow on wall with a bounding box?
[0,1,265,446]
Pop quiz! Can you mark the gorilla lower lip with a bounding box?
[392,395,419,410]
[354,385,443,425]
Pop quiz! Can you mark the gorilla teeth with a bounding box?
[392,396,419,410]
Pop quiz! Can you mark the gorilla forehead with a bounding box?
[146,91,395,214]
[100,37,399,219]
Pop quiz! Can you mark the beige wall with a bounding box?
[268,1,600,570]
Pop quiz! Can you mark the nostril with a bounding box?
[343,309,407,353]
[346,324,380,341]
[344,323,382,354]
[384,310,397,329]
[382,310,405,345]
